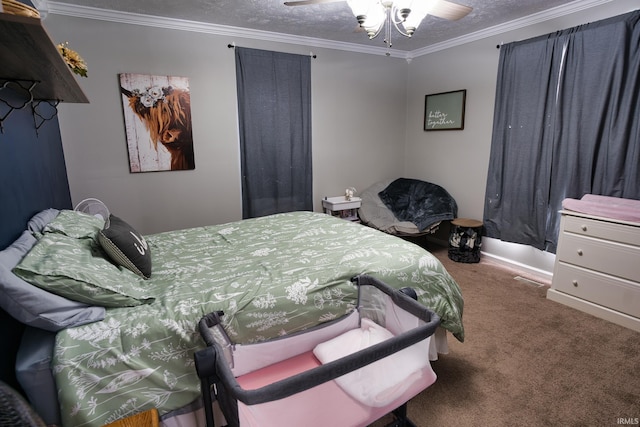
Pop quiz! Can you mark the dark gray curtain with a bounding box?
[235,47,312,219]
[484,10,640,252]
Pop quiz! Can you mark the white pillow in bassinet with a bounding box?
[313,318,429,407]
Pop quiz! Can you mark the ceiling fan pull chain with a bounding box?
[384,5,392,55]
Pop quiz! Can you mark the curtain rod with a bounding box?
[227,42,317,58]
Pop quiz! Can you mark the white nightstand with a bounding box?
[322,196,362,222]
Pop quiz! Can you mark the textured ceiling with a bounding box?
[52,0,583,52]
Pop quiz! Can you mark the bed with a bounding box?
[359,178,458,236]
[2,208,464,427]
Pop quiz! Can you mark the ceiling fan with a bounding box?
[284,0,472,53]
[284,0,472,22]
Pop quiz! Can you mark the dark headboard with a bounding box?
[0,89,72,393]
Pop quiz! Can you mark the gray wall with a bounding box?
[47,16,407,234]
[44,0,638,274]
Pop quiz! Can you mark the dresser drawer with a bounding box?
[556,233,640,282]
[554,262,640,318]
[563,215,640,246]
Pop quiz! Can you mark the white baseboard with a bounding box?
[426,233,555,284]
[481,251,553,284]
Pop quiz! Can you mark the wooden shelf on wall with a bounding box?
[0,12,89,103]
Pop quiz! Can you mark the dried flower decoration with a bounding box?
[57,42,88,78]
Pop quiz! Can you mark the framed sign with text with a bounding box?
[424,89,466,131]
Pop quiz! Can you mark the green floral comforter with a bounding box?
[52,211,464,426]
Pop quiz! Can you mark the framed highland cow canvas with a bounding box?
[119,73,195,172]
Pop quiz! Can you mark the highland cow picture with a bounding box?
[120,73,195,172]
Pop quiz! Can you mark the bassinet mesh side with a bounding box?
[194,274,441,427]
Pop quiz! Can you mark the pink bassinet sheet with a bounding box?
[236,350,437,427]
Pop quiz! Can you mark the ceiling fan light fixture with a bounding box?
[346,0,374,18]
[282,0,470,55]
[285,0,472,50]
[347,0,386,38]
[404,26,416,36]
[402,0,431,33]
[347,0,425,48]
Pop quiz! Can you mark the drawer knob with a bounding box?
[577,249,583,256]
[572,280,578,287]
[581,225,587,232]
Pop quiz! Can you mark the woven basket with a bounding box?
[1,0,40,18]
[0,381,47,427]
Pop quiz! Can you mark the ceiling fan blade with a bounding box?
[284,0,344,6]
[428,0,472,21]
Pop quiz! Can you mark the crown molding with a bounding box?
[46,2,406,58]
[48,0,614,61]
[409,0,613,59]
[30,0,49,18]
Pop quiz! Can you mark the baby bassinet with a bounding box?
[194,275,441,427]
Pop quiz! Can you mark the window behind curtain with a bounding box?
[235,47,312,219]
[484,10,640,253]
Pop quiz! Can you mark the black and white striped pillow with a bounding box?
[98,215,151,279]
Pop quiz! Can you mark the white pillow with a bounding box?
[313,318,429,407]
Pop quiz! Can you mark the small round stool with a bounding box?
[448,218,483,263]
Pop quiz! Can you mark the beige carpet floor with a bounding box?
[372,244,640,427]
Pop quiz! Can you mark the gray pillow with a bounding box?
[26,209,60,234]
[0,230,105,331]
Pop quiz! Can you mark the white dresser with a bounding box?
[547,210,640,332]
